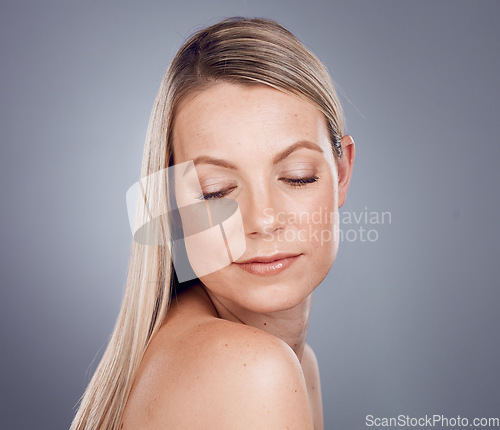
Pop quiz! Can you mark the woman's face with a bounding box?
[172,82,345,313]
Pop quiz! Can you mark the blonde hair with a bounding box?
[70,16,345,429]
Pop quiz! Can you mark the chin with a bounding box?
[243,281,314,313]
[200,258,329,315]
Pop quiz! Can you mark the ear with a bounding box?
[337,134,355,208]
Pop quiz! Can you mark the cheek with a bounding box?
[287,178,338,263]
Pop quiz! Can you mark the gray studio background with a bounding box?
[1,1,499,429]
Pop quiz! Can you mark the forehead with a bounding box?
[171,82,331,163]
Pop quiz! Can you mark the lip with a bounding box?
[234,253,302,276]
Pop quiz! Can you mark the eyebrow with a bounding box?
[272,140,323,164]
[184,140,323,175]
[192,155,238,170]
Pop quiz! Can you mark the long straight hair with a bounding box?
[70,16,345,429]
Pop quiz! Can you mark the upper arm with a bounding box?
[139,322,315,429]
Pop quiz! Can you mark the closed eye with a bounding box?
[196,186,237,201]
[280,176,319,186]
[196,176,318,200]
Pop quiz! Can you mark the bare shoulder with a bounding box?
[122,318,314,429]
[302,342,320,382]
[302,343,324,430]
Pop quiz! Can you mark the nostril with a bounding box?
[246,222,283,240]
[240,192,286,237]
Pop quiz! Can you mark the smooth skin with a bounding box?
[121,83,355,429]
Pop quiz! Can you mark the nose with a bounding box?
[240,182,284,239]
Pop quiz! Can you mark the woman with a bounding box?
[71,16,355,429]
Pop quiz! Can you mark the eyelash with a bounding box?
[280,176,319,186]
[196,176,319,200]
[196,186,236,201]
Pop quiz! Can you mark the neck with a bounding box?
[202,285,312,362]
